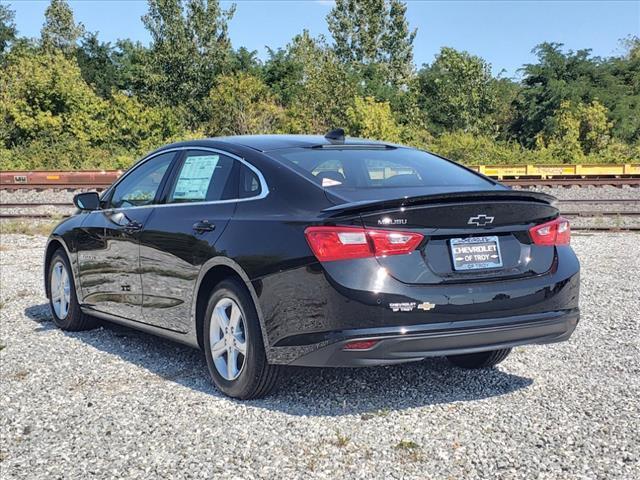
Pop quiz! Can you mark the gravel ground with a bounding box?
[522,185,640,200]
[1,233,639,479]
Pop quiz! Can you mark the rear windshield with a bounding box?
[268,147,492,193]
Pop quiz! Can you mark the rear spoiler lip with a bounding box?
[322,190,558,215]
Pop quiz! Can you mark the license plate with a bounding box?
[450,236,503,271]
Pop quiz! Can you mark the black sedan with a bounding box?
[44,131,580,399]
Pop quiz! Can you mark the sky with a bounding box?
[5,0,640,78]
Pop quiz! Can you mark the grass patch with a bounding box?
[395,439,422,462]
[361,408,391,421]
[395,439,420,450]
[334,431,350,448]
[9,369,29,381]
[0,219,60,236]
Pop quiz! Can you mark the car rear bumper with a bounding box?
[287,308,579,367]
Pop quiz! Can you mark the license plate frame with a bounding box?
[450,236,503,271]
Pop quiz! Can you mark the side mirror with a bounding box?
[73,192,100,211]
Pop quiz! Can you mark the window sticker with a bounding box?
[173,155,219,201]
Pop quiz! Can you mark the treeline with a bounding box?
[1,0,639,171]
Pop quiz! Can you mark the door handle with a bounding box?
[123,221,143,234]
[193,220,215,234]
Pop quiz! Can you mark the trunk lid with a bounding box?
[324,190,559,284]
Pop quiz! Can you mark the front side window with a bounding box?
[110,152,174,209]
[167,151,235,203]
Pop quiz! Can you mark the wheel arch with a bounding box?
[44,236,80,300]
[192,258,266,351]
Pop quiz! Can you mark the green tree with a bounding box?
[0,50,105,147]
[205,72,283,135]
[536,100,613,161]
[230,47,261,75]
[429,131,530,165]
[535,100,584,163]
[111,39,157,100]
[327,0,416,89]
[577,100,612,154]
[346,96,401,142]
[491,75,521,139]
[0,4,17,55]
[417,47,498,134]
[0,49,185,170]
[40,0,84,54]
[265,31,357,133]
[103,92,184,151]
[514,42,640,147]
[263,46,305,106]
[76,32,119,97]
[142,0,235,125]
[601,37,640,143]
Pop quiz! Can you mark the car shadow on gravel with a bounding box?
[25,303,533,416]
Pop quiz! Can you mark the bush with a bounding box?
[427,132,529,165]
[426,131,639,165]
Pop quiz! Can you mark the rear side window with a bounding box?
[269,147,491,190]
[239,164,262,198]
[168,151,235,203]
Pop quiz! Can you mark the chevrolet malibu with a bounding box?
[44,131,580,399]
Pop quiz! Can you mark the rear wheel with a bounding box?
[447,348,512,369]
[47,250,97,331]
[203,278,280,399]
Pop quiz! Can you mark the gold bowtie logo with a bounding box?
[417,302,435,311]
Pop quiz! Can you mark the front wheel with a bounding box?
[47,249,97,331]
[203,278,280,399]
[447,348,512,369]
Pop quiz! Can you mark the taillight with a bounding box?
[304,226,423,262]
[343,339,379,351]
[529,217,571,246]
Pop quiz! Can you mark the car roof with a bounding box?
[160,134,390,153]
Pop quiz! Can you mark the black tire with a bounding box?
[203,278,280,399]
[47,249,97,331]
[447,348,512,369]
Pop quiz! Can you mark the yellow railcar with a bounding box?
[470,164,640,179]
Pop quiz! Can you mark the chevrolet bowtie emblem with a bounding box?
[417,302,435,311]
[468,214,495,227]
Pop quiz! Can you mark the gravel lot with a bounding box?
[1,233,639,479]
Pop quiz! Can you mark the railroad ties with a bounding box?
[1,166,639,230]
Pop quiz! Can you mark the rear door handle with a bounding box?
[193,220,215,234]
[123,221,143,234]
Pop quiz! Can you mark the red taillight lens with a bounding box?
[304,226,423,262]
[343,339,379,350]
[529,217,571,246]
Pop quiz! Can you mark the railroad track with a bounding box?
[2,200,640,233]
[3,199,640,209]
[2,179,640,190]
[504,178,640,187]
[0,184,112,191]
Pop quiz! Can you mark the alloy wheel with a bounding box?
[50,260,71,320]
[209,297,247,380]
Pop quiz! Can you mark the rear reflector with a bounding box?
[343,339,379,351]
[304,226,423,262]
[529,217,571,246]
